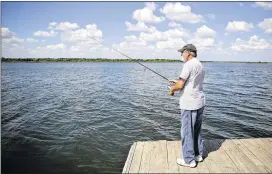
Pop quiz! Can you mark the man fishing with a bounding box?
[169,44,205,168]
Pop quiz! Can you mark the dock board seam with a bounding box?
[239,139,272,173]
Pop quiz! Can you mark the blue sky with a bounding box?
[2,2,272,61]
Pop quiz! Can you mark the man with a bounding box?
[169,44,205,168]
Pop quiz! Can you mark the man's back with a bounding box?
[179,58,205,110]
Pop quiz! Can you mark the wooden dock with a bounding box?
[122,137,272,173]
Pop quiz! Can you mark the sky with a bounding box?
[1,1,272,62]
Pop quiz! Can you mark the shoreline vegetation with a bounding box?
[1,58,270,63]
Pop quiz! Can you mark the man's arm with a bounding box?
[169,78,186,96]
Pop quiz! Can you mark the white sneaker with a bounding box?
[195,155,203,162]
[176,158,196,168]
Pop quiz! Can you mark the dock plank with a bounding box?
[167,141,179,173]
[239,138,272,172]
[122,142,136,174]
[148,140,168,173]
[232,139,270,173]
[203,140,224,173]
[138,141,153,173]
[129,142,144,173]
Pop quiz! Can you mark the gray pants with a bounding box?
[180,107,204,163]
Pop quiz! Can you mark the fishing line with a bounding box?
[88,36,170,82]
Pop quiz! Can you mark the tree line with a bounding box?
[1,57,182,62]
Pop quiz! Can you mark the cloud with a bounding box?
[132,2,165,23]
[258,18,272,34]
[195,25,216,38]
[45,43,66,50]
[139,27,190,42]
[124,35,138,42]
[186,25,217,50]
[254,2,272,10]
[231,35,271,51]
[168,22,181,28]
[226,21,254,32]
[61,23,102,43]
[160,2,204,23]
[1,28,24,45]
[239,3,244,7]
[1,27,15,38]
[26,38,38,43]
[33,30,58,37]
[156,38,186,49]
[50,22,80,30]
[125,21,157,32]
[48,22,57,29]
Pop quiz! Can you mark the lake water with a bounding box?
[1,62,272,173]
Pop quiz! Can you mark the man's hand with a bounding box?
[168,79,177,96]
[169,86,175,96]
[168,78,186,96]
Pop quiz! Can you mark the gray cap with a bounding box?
[178,44,197,57]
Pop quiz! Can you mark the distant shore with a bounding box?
[1,58,271,64]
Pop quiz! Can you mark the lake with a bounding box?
[1,62,272,173]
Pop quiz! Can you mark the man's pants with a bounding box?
[180,106,204,163]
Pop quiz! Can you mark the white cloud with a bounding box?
[186,25,217,50]
[132,2,165,23]
[124,35,138,42]
[231,35,271,51]
[226,21,254,32]
[26,38,38,43]
[139,28,189,42]
[258,18,272,34]
[254,2,272,10]
[2,36,24,44]
[61,23,102,43]
[1,28,24,45]
[1,28,15,38]
[125,21,156,32]
[156,38,186,49]
[196,25,216,38]
[239,3,244,7]
[48,22,57,29]
[46,43,66,50]
[168,22,181,28]
[33,30,58,37]
[160,2,204,23]
[207,14,216,20]
[54,22,80,30]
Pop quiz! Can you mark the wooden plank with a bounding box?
[230,139,270,173]
[122,142,136,174]
[260,138,272,149]
[232,139,267,166]
[203,140,224,173]
[239,138,272,172]
[129,142,145,173]
[148,140,168,173]
[175,141,199,173]
[254,138,272,156]
[221,139,253,173]
[167,141,179,173]
[138,141,153,173]
[211,139,240,173]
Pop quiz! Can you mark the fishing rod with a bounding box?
[87,36,170,82]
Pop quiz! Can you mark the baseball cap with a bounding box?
[178,44,197,57]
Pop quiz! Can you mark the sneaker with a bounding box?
[195,155,203,162]
[176,158,196,168]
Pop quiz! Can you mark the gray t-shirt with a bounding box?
[179,58,205,110]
